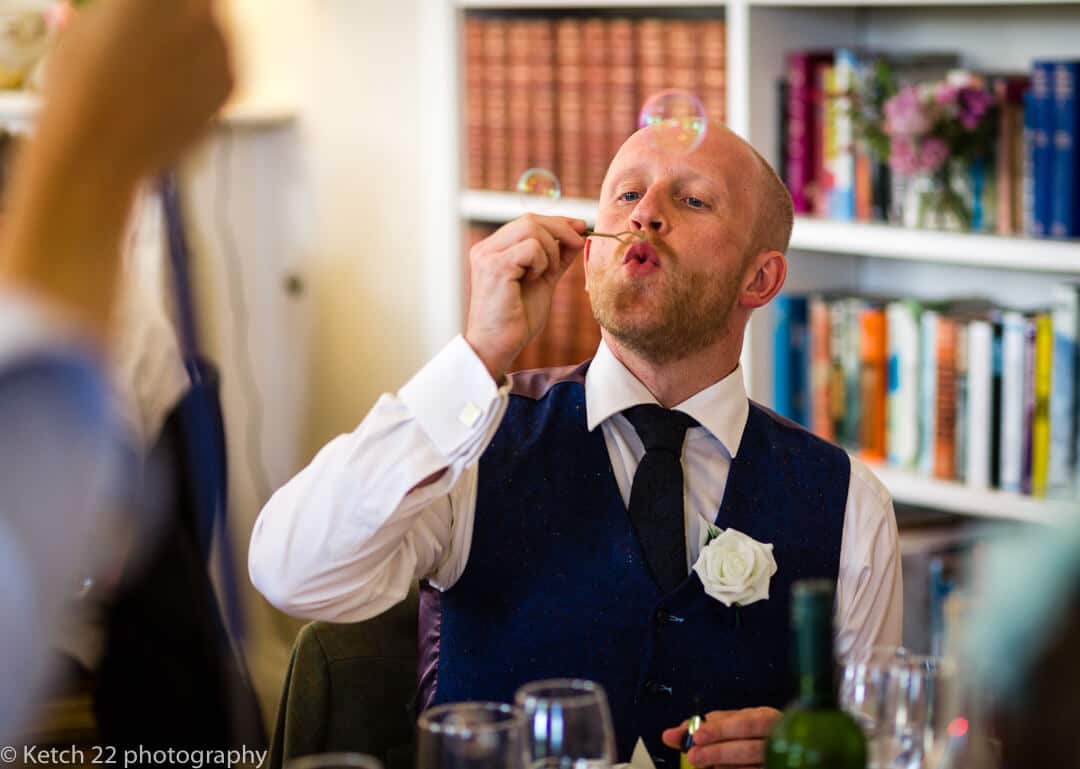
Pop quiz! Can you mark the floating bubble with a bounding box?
[516,168,562,212]
[637,90,708,155]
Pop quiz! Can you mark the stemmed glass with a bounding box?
[514,679,617,769]
[416,702,529,769]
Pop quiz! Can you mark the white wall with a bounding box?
[188,0,436,723]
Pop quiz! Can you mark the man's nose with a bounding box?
[629,194,668,235]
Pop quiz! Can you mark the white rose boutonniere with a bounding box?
[693,527,778,620]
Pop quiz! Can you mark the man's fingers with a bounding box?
[503,238,550,280]
[485,215,586,253]
[687,738,766,768]
[661,722,689,749]
[694,707,783,744]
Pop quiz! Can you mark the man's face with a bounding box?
[585,127,759,364]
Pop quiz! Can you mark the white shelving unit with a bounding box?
[425,0,1080,525]
[0,91,297,135]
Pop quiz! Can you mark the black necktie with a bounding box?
[624,404,699,594]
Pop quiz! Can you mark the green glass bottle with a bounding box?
[765,579,867,769]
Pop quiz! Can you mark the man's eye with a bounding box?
[619,191,642,202]
[685,197,707,209]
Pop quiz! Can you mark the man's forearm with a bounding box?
[0,122,139,344]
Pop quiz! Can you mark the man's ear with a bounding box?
[739,250,787,309]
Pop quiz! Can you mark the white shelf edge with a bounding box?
[791,216,1080,273]
[868,463,1075,525]
[458,0,725,7]
[461,192,1080,273]
[461,189,599,223]
[750,0,1080,5]
[0,91,297,135]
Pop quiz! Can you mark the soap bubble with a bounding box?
[516,168,561,212]
[638,90,708,155]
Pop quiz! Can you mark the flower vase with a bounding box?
[903,161,972,232]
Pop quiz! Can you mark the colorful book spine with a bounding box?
[934,317,958,480]
[829,49,857,222]
[1023,90,1038,237]
[841,298,863,451]
[1030,61,1055,237]
[773,295,810,427]
[919,310,939,477]
[608,20,637,163]
[784,52,831,214]
[860,305,888,462]
[954,323,969,482]
[809,296,834,441]
[1000,311,1027,493]
[966,320,994,490]
[887,300,921,468]
[1032,314,1053,496]
[1050,284,1079,496]
[1051,61,1080,238]
[1021,317,1037,495]
[818,65,838,218]
[829,299,849,445]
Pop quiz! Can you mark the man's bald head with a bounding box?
[604,123,793,263]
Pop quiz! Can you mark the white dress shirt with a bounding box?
[250,335,903,659]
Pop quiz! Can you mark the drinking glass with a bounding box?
[286,754,385,769]
[514,679,616,769]
[416,701,529,769]
[879,655,959,769]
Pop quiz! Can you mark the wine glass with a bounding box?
[514,679,616,769]
[285,755,385,769]
[841,647,910,768]
[879,655,958,769]
[416,701,529,769]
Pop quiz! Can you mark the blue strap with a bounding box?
[160,173,244,640]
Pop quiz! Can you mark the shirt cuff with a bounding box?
[399,335,506,457]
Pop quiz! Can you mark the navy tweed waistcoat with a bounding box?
[417,362,849,764]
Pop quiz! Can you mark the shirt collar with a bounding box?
[584,338,749,458]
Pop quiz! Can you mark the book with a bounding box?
[1021,316,1037,495]
[818,65,838,218]
[482,18,510,192]
[1030,60,1055,237]
[774,295,810,427]
[810,295,834,441]
[463,18,486,190]
[993,75,1030,236]
[829,49,857,222]
[999,311,1027,493]
[934,316,959,480]
[1032,313,1053,496]
[860,304,888,462]
[966,320,995,490]
[1023,89,1038,236]
[919,310,939,477]
[555,19,584,199]
[1050,284,1079,497]
[954,323,969,483]
[784,52,833,214]
[841,297,864,451]
[1051,61,1080,238]
[582,18,610,198]
[887,299,921,469]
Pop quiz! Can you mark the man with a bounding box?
[250,125,901,767]
[0,0,232,739]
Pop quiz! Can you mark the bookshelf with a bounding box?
[427,0,1080,525]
